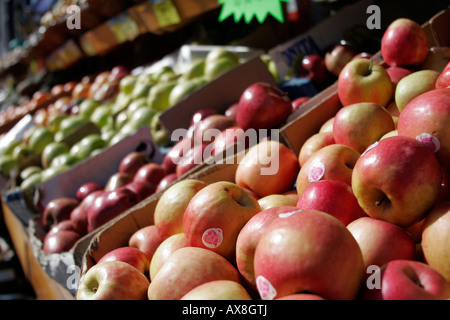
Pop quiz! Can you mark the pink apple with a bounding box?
[276,293,326,300]
[129,225,165,262]
[236,82,292,131]
[154,179,207,239]
[296,144,360,197]
[397,87,450,171]
[347,217,416,272]
[97,246,150,275]
[319,117,334,134]
[42,197,80,231]
[235,140,300,198]
[180,280,252,300]
[385,66,412,90]
[118,151,151,177]
[236,206,301,289]
[193,114,237,145]
[183,181,261,261]
[421,201,450,282]
[257,194,298,211]
[298,132,335,167]
[360,259,450,300]
[333,102,395,154]
[254,209,364,300]
[338,58,393,107]
[381,18,429,67]
[325,44,356,77]
[76,261,150,300]
[76,182,103,201]
[351,136,442,227]
[436,61,450,89]
[297,180,366,226]
[147,247,241,300]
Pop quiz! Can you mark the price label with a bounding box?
[151,0,181,27]
[218,0,288,23]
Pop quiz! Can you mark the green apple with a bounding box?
[20,165,42,181]
[70,134,107,161]
[47,114,70,135]
[79,99,100,120]
[204,57,239,81]
[128,106,156,131]
[179,59,205,82]
[41,141,70,169]
[90,105,114,130]
[0,155,19,178]
[115,110,129,131]
[28,127,54,154]
[169,77,208,106]
[20,172,42,191]
[2,139,21,157]
[126,98,148,118]
[131,73,154,99]
[205,48,240,65]
[119,75,137,95]
[12,143,34,162]
[152,66,176,83]
[109,130,132,147]
[261,54,280,83]
[112,92,132,114]
[151,112,171,147]
[50,153,79,168]
[147,81,177,112]
[55,116,89,142]
[41,165,70,182]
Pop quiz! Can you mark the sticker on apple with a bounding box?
[308,160,325,182]
[416,133,440,153]
[279,209,302,219]
[202,228,223,249]
[361,141,379,157]
[256,275,277,300]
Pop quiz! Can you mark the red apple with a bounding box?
[211,127,250,157]
[298,132,335,167]
[351,136,443,227]
[254,209,364,300]
[162,138,191,175]
[325,44,356,77]
[397,88,450,171]
[149,233,190,281]
[225,103,239,120]
[129,225,165,262]
[183,181,261,261]
[76,182,103,201]
[118,152,151,177]
[124,180,156,202]
[338,59,393,107]
[175,142,209,178]
[297,180,366,226]
[43,229,81,254]
[332,102,395,154]
[190,109,217,126]
[422,201,450,282]
[235,140,300,198]
[347,217,416,273]
[133,163,165,188]
[155,173,178,193]
[154,179,207,239]
[291,96,311,112]
[299,54,330,89]
[236,206,301,289]
[147,247,241,300]
[46,220,78,236]
[236,82,292,131]
[104,172,133,192]
[436,61,450,89]
[381,18,429,67]
[385,66,412,90]
[76,261,149,300]
[296,144,360,196]
[360,260,450,300]
[42,197,80,231]
[193,114,237,145]
[97,247,150,275]
[70,190,104,235]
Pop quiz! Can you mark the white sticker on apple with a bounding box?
[202,228,223,249]
[279,209,302,219]
[256,275,277,300]
[308,160,325,182]
[416,133,440,153]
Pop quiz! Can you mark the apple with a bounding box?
[299,54,330,89]
[194,114,237,145]
[385,66,412,91]
[338,59,393,107]
[154,179,207,239]
[360,259,450,300]
[151,113,171,147]
[42,197,80,231]
[224,103,239,120]
[291,96,311,112]
[155,173,178,193]
[325,44,356,77]
[76,182,103,201]
[211,127,249,157]
[149,233,190,281]
[190,109,217,127]
[397,88,450,171]
[41,142,69,169]
[124,180,156,202]
[46,220,78,236]
[205,57,240,81]
[104,172,133,192]
[421,201,450,282]
[42,229,81,254]
[254,209,364,300]
[147,247,241,300]
[436,61,450,89]
[162,138,192,175]
[319,117,334,133]
[76,261,150,300]
[385,100,400,117]
[169,77,207,106]
[296,144,360,197]
[236,82,292,131]
[298,132,335,167]
[181,280,252,300]
[351,136,442,227]
[258,194,298,211]
[276,293,325,300]
[175,142,209,178]
[179,58,205,82]
[395,70,440,112]
[129,225,165,262]
[28,126,54,154]
[109,66,129,82]
[297,180,366,226]
[97,247,150,275]
[235,140,300,198]
[183,181,261,260]
[87,188,138,233]
[333,102,395,154]
[55,116,89,141]
[347,217,416,273]
[381,18,429,67]
[236,206,301,289]
[133,163,166,188]
[117,151,151,178]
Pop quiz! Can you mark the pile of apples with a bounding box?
[74,17,450,300]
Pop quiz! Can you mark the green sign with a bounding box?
[218,0,289,24]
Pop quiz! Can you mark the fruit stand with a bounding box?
[0,0,449,303]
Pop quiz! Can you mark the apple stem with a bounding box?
[365,60,373,76]
[375,194,388,207]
